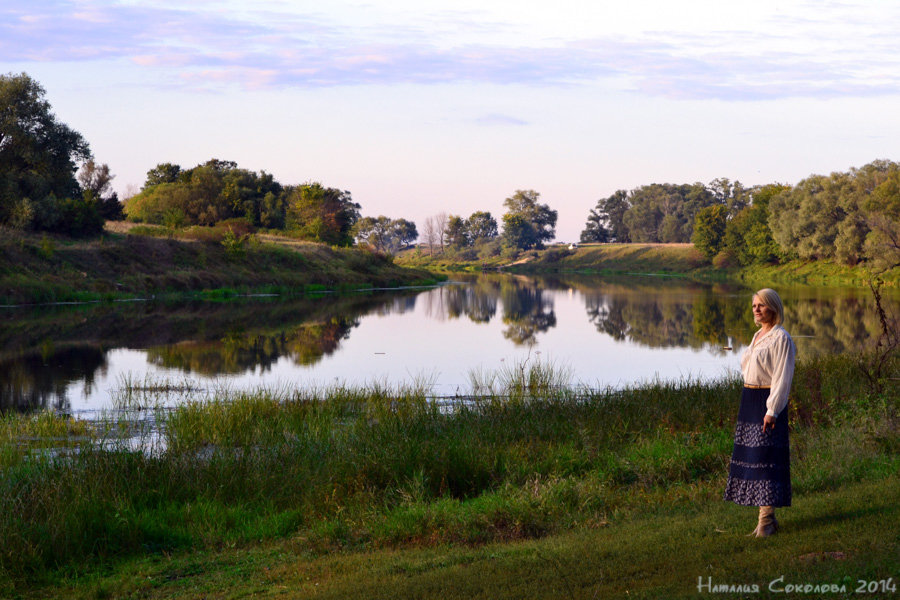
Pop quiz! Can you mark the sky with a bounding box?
[2,0,899,241]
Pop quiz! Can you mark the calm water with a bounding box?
[1,273,894,416]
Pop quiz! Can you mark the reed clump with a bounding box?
[0,353,896,586]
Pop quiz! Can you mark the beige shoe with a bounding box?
[750,506,777,537]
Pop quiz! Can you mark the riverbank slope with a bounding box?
[0,226,440,305]
[396,243,899,286]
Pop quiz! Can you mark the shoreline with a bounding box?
[396,242,900,287]
[0,226,442,305]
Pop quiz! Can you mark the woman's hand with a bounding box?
[762,414,777,432]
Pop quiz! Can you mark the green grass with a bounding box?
[396,243,708,275]
[396,243,900,286]
[737,260,900,287]
[1,353,896,598]
[38,475,892,600]
[535,243,708,274]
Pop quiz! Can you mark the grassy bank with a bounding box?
[397,243,899,286]
[2,352,896,598]
[734,260,899,287]
[0,226,440,305]
[396,243,706,274]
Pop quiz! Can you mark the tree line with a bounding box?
[581,163,900,271]
[124,158,367,246]
[5,72,896,267]
[1,73,558,253]
[580,179,749,245]
[420,190,557,260]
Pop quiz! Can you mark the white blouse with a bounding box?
[740,325,797,418]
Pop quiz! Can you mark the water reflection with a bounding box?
[579,279,750,352]
[0,292,417,413]
[421,279,499,323]
[146,317,361,374]
[0,345,107,413]
[1,276,895,413]
[421,276,557,344]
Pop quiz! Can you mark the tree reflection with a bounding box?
[577,276,894,356]
[288,318,359,365]
[422,279,500,323]
[146,317,361,374]
[0,345,107,414]
[583,284,712,349]
[0,291,414,413]
[788,294,885,357]
[500,277,556,346]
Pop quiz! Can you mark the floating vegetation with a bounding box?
[112,372,202,409]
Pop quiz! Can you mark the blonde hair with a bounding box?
[754,288,784,326]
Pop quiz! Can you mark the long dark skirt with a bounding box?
[723,387,791,507]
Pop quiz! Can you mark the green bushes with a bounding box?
[124,161,362,247]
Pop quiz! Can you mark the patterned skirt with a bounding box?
[723,386,791,507]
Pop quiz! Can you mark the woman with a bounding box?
[724,288,796,537]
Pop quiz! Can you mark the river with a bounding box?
[1,273,894,416]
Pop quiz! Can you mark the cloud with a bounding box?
[2,0,899,101]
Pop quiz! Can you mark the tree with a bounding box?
[445,214,469,249]
[55,195,105,237]
[580,205,611,243]
[501,189,557,250]
[421,213,450,254]
[1,72,91,228]
[143,163,183,188]
[863,170,900,271]
[434,212,448,253]
[126,158,284,228]
[768,161,899,264]
[391,218,418,251]
[285,183,359,246]
[622,187,663,243]
[421,216,439,256]
[259,191,286,230]
[353,216,389,251]
[709,178,750,217]
[597,190,631,242]
[722,184,788,266]
[77,159,113,199]
[353,216,417,253]
[467,211,498,242]
[78,159,122,220]
[623,183,715,243]
[691,204,727,260]
[182,163,228,225]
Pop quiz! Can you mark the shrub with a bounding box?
[476,239,502,260]
[52,196,105,237]
[221,229,248,259]
[218,218,256,238]
[712,248,739,269]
